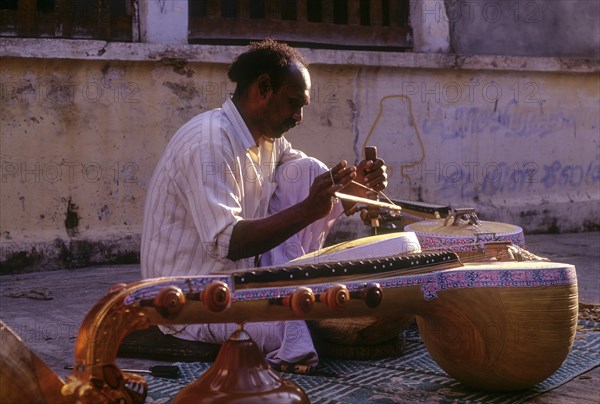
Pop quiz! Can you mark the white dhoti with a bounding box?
[163,157,343,367]
[260,157,344,267]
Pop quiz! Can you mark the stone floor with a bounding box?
[1,231,599,402]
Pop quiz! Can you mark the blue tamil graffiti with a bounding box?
[422,104,575,140]
[435,157,599,199]
[541,158,600,189]
[436,161,540,199]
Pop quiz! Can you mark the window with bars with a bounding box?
[188,0,412,51]
[0,0,134,41]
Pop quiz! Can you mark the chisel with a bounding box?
[64,364,181,379]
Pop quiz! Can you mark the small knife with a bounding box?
[64,364,181,379]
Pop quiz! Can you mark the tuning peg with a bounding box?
[316,284,350,310]
[201,280,231,312]
[270,287,315,316]
[153,286,186,319]
[350,282,383,308]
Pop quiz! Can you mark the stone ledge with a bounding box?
[1,38,598,73]
[0,234,141,274]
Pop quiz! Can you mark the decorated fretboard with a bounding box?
[233,251,460,287]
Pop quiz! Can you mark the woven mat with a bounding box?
[143,320,600,403]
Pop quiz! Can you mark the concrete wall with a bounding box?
[1,39,598,272]
[445,0,600,59]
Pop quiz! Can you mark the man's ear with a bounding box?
[256,74,272,96]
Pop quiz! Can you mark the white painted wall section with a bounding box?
[139,0,189,44]
[410,0,451,53]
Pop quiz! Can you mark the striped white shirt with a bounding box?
[141,98,305,278]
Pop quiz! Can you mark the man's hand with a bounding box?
[228,160,357,261]
[301,160,357,220]
[343,158,387,199]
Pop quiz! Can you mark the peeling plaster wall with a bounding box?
[0,58,227,271]
[1,49,599,272]
[354,68,598,223]
[446,0,600,59]
[292,65,600,239]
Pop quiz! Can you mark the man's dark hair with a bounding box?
[227,38,309,95]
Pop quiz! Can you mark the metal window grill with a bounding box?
[188,0,412,51]
[0,0,134,41]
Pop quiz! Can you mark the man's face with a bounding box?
[262,64,311,139]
